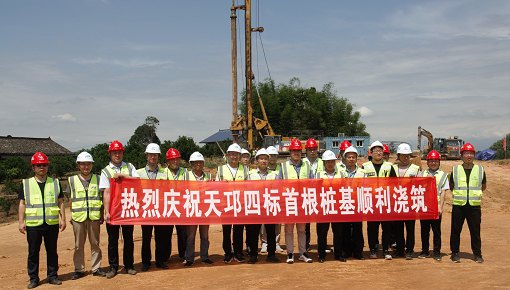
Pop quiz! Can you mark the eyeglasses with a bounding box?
[35,164,48,167]
[372,149,383,153]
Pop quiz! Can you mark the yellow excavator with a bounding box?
[417,126,463,160]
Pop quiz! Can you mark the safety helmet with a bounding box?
[76,152,94,163]
[31,152,49,165]
[460,143,475,154]
[340,140,352,151]
[427,150,441,160]
[108,140,125,153]
[370,141,384,152]
[305,138,318,148]
[321,150,337,161]
[145,143,161,154]
[227,143,242,153]
[255,148,269,158]
[166,148,181,160]
[383,144,390,154]
[397,143,412,154]
[240,148,251,156]
[343,146,359,158]
[289,139,302,150]
[266,146,278,155]
[189,151,205,162]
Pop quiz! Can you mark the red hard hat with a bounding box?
[383,144,390,154]
[427,150,441,160]
[166,148,181,159]
[108,140,125,153]
[460,143,475,154]
[340,140,352,151]
[305,138,318,148]
[31,152,49,165]
[289,139,303,150]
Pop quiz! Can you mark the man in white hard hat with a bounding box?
[246,149,280,264]
[391,143,420,260]
[240,148,251,166]
[137,143,171,271]
[66,152,105,280]
[314,150,347,263]
[342,146,366,260]
[362,141,397,260]
[216,143,249,263]
[180,152,214,267]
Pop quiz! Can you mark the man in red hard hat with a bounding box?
[418,150,449,261]
[99,140,140,278]
[449,143,486,263]
[302,138,323,251]
[382,144,390,162]
[19,152,66,288]
[336,140,352,169]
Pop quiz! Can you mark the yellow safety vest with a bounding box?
[166,167,185,181]
[452,164,484,206]
[268,165,281,176]
[217,164,248,181]
[315,170,347,179]
[362,161,393,177]
[69,174,102,222]
[281,161,311,180]
[102,163,135,179]
[422,169,448,206]
[23,177,60,227]
[345,167,366,178]
[137,167,169,180]
[249,168,278,180]
[180,171,212,181]
[392,164,420,177]
[303,157,324,174]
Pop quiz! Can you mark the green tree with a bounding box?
[124,143,146,169]
[199,139,231,158]
[127,116,161,148]
[79,143,109,175]
[0,156,31,181]
[489,133,510,159]
[47,155,76,179]
[171,136,200,162]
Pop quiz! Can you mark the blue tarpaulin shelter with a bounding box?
[475,149,497,161]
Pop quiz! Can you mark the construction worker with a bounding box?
[181,152,214,267]
[240,148,251,166]
[382,144,391,161]
[336,140,352,169]
[302,138,322,251]
[216,143,249,263]
[67,152,105,280]
[342,146,366,260]
[449,143,486,263]
[18,152,66,289]
[259,145,283,253]
[392,143,420,260]
[246,149,280,264]
[165,148,187,261]
[100,140,140,279]
[362,141,397,260]
[137,143,170,271]
[419,150,449,261]
[315,150,347,263]
[278,139,313,263]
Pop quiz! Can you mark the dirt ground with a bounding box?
[1,159,510,289]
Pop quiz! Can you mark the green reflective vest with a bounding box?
[268,165,281,176]
[362,161,393,177]
[392,164,420,177]
[249,168,277,180]
[69,174,102,222]
[166,167,185,181]
[137,167,169,180]
[102,162,135,180]
[280,161,311,180]
[452,164,484,206]
[422,169,448,206]
[180,171,212,181]
[217,164,248,181]
[315,170,347,179]
[346,167,366,178]
[23,177,60,227]
[303,157,324,175]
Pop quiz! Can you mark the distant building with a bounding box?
[324,136,371,156]
[0,135,73,162]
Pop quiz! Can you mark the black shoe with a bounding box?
[48,278,62,285]
[392,251,405,258]
[418,251,430,259]
[106,268,117,279]
[27,281,38,289]
[141,264,150,272]
[125,268,136,275]
[474,254,484,263]
[93,269,106,277]
[155,262,168,269]
[451,252,460,263]
[369,250,377,259]
[71,272,85,280]
[266,255,280,263]
[405,252,413,260]
[234,252,245,263]
[202,259,214,265]
[354,254,365,260]
[434,252,442,261]
[247,256,258,264]
[184,261,193,267]
[318,256,326,263]
[223,253,233,263]
[335,256,346,262]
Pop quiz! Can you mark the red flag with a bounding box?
[504,136,507,151]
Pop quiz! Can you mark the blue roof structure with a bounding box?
[200,130,234,143]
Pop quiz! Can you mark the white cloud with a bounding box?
[357,106,374,117]
[53,114,77,122]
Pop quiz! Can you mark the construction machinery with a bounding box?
[417,126,464,160]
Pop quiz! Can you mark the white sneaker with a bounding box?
[286,253,294,264]
[275,244,284,252]
[260,244,267,253]
[299,253,313,263]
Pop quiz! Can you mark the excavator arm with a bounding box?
[417,126,434,152]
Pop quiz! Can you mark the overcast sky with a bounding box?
[1,0,509,152]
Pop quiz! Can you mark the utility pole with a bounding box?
[245,0,253,149]
[230,1,239,144]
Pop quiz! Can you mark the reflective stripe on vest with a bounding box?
[102,163,134,180]
[167,167,185,181]
[423,170,448,205]
[362,161,392,177]
[281,161,311,179]
[315,170,347,179]
[69,174,102,222]
[452,165,484,206]
[181,171,211,181]
[137,167,168,180]
[249,169,277,180]
[218,164,248,181]
[393,164,420,177]
[23,177,60,227]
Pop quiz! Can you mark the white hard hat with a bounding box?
[227,143,242,153]
[145,143,161,154]
[76,152,94,163]
[240,148,250,156]
[189,151,205,162]
[322,150,337,161]
[255,148,269,158]
[343,146,359,158]
[397,143,412,154]
[266,146,278,155]
[370,140,384,152]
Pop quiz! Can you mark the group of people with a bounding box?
[18,138,486,288]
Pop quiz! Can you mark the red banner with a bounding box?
[109,177,438,225]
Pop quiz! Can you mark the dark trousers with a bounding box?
[246,224,264,258]
[222,224,245,255]
[305,223,311,248]
[450,205,481,255]
[106,223,134,270]
[26,227,59,282]
[368,221,391,251]
[317,222,344,258]
[395,220,415,254]
[175,225,187,259]
[420,216,442,254]
[342,222,364,257]
[141,225,172,265]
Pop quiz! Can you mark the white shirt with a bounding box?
[99,161,140,190]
